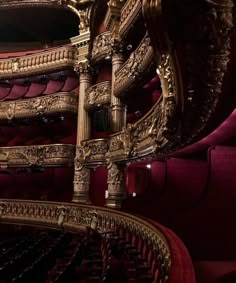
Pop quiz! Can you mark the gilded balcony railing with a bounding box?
[0,46,76,79]
[119,0,142,38]
[114,35,154,97]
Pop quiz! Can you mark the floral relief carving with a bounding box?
[107,162,125,193]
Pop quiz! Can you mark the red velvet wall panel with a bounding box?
[90,166,107,206]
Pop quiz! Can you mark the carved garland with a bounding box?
[91,31,112,62]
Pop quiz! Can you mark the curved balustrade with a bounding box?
[0,199,196,283]
[0,144,75,167]
[0,46,76,79]
[0,92,77,121]
[119,0,142,38]
[76,139,109,166]
[114,35,154,97]
[84,81,111,110]
[91,32,112,63]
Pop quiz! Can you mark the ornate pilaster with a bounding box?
[73,156,90,203]
[75,61,92,144]
[106,162,126,208]
[111,40,126,132]
[73,61,92,203]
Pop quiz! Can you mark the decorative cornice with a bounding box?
[91,31,112,63]
[119,0,142,38]
[0,144,75,167]
[0,92,78,121]
[104,0,125,34]
[114,35,154,97]
[75,139,109,165]
[0,199,171,280]
[84,81,111,110]
[0,46,76,79]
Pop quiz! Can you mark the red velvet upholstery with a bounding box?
[24,82,47,98]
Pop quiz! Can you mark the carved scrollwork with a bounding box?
[74,60,92,76]
[114,35,154,97]
[0,93,77,121]
[0,46,76,79]
[84,81,111,110]
[0,144,75,167]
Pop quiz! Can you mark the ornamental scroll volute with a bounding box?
[142,0,184,148]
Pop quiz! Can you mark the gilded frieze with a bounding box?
[0,144,75,167]
[84,81,111,110]
[0,46,76,79]
[0,92,77,121]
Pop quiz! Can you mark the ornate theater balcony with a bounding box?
[0,46,76,79]
[0,92,78,121]
[84,81,111,110]
[114,35,154,97]
[119,0,142,38]
[0,144,75,167]
[91,32,112,63]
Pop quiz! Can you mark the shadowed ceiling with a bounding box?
[0,7,79,42]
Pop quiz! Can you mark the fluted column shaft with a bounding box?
[111,53,126,132]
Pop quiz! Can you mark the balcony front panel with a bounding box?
[0,144,75,167]
[119,0,142,38]
[84,81,111,110]
[114,36,154,97]
[76,139,109,166]
[0,46,76,79]
[0,92,78,121]
[91,32,112,63]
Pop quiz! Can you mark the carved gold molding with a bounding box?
[75,139,109,165]
[0,92,78,121]
[0,199,171,280]
[114,35,154,97]
[84,81,111,110]
[0,144,75,167]
[0,46,76,79]
[119,0,142,38]
[91,31,112,63]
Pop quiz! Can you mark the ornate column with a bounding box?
[111,42,126,132]
[106,162,126,208]
[73,61,92,203]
